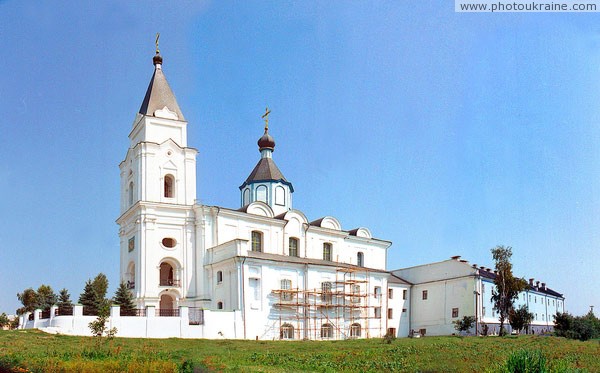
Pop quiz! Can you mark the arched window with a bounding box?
[321,323,333,339]
[164,175,174,198]
[251,231,262,252]
[126,262,135,289]
[289,237,299,257]
[350,323,361,338]
[275,186,285,205]
[128,182,134,205]
[280,323,294,340]
[243,188,250,205]
[357,252,364,267]
[217,271,223,284]
[323,243,332,261]
[217,301,223,310]
[256,185,267,203]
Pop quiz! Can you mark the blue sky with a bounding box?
[0,1,598,316]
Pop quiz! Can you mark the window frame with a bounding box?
[357,251,364,267]
[251,231,263,252]
[164,174,174,198]
[320,323,333,339]
[323,243,332,261]
[452,308,459,318]
[216,271,223,284]
[422,290,428,300]
[281,279,292,301]
[288,237,299,257]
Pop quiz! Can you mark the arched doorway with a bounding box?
[159,262,176,286]
[159,294,175,316]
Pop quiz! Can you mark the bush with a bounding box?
[502,349,547,373]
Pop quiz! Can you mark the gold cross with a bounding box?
[155,33,160,54]
[261,107,271,130]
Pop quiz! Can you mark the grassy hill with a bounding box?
[0,329,598,372]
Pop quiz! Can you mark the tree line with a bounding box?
[15,273,136,318]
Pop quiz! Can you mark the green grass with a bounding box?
[0,329,598,372]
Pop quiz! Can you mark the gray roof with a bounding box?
[139,66,185,121]
[240,158,293,190]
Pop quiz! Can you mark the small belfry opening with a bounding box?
[159,262,178,286]
[164,174,174,198]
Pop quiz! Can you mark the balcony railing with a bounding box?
[159,279,180,287]
[157,308,180,317]
[188,308,204,325]
[120,308,146,317]
[82,307,98,316]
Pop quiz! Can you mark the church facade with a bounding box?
[20,48,565,340]
[116,50,410,340]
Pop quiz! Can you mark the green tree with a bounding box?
[490,246,528,336]
[92,273,109,302]
[79,273,111,315]
[79,280,98,314]
[453,316,476,334]
[57,288,73,309]
[36,285,58,311]
[113,282,136,316]
[0,313,9,328]
[16,288,38,315]
[509,304,533,334]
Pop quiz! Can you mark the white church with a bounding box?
[20,48,565,340]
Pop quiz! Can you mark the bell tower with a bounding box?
[117,40,198,310]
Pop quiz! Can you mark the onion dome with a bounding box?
[258,129,275,151]
[153,51,163,66]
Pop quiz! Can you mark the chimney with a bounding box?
[451,256,461,260]
[494,270,498,275]
[480,266,485,270]
[536,281,540,288]
[486,268,492,272]
[459,259,468,263]
[529,278,534,286]
[541,282,546,290]
[472,264,477,268]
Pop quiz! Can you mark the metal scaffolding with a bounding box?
[271,267,384,340]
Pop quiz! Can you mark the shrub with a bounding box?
[502,349,547,373]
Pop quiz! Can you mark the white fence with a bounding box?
[20,305,243,339]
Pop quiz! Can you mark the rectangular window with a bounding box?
[419,328,426,336]
[402,308,407,313]
[535,296,537,303]
[387,328,396,337]
[288,237,298,257]
[452,308,459,318]
[251,231,262,252]
[374,286,381,299]
[323,243,332,261]
[402,289,407,300]
[128,237,135,252]
[352,284,361,303]
[281,279,292,301]
[321,282,332,302]
[387,308,393,319]
[388,289,393,299]
[422,290,428,300]
[249,278,260,302]
[374,307,381,318]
